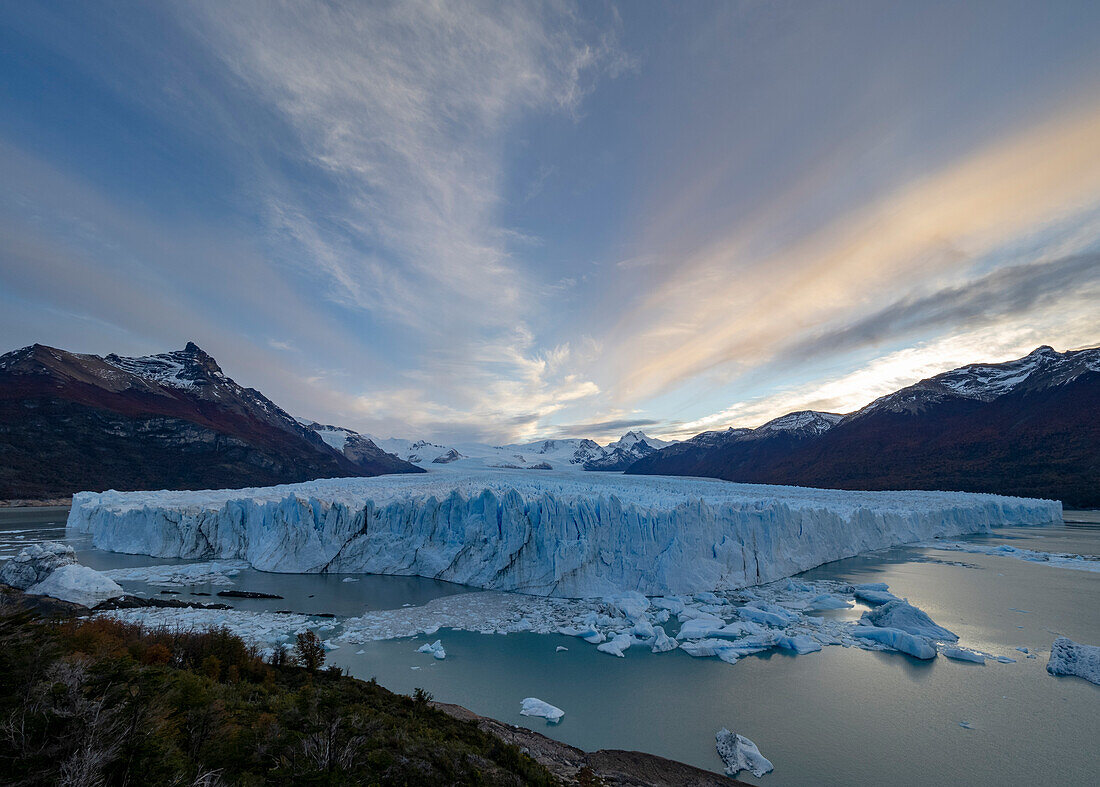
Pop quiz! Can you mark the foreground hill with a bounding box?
[0,342,421,499]
[627,346,1100,507]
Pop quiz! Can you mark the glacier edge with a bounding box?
[67,471,1062,598]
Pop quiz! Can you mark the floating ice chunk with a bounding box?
[103,560,249,587]
[355,649,365,654]
[342,577,359,582]
[852,626,937,659]
[28,563,124,607]
[959,721,974,730]
[860,600,958,642]
[853,583,901,606]
[606,591,649,620]
[716,728,773,778]
[631,618,655,639]
[520,697,564,723]
[651,626,678,653]
[1046,637,1100,685]
[940,646,987,663]
[416,639,446,659]
[777,633,822,654]
[804,593,852,611]
[677,617,727,639]
[556,646,568,652]
[681,638,739,663]
[994,655,1016,663]
[924,542,1099,573]
[739,602,799,628]
[597,633,633,658]
[1015,646,1029,654]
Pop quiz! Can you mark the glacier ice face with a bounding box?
[67,470,1061,599]
[716,728,773,778]
[1046,637,1100,685]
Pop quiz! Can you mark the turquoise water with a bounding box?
[2,509,1097,784]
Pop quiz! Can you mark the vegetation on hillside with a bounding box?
[0,610,556,786]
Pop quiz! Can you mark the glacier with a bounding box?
[67,470,1060,598]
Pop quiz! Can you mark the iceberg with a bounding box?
[2,542,124,607]
[860,600,958,642]
[67,470,1060,598]
[716,728,773,778]
[596,633,633,657]
[416,639,446,659]
[27,564,125,608]
[1046,637,1100,685]
[851,626,937,659]
[520,697,564,723]
[940,645,988,664]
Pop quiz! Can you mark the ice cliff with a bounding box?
[67,471,1061,598]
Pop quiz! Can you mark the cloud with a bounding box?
[782,251,1100,362]
[602,101,1100,406]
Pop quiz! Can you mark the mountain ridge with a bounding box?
[627,345,1100,507]
[0,342,421,499]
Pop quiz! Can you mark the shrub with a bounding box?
[294,630,325,672]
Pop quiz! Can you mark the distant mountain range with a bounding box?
[627,346,1100,508]
[3,341,1095,506]
[303,425,672,473]
[0,342,421,499]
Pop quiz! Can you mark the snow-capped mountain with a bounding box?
[303,427,676,473]
[743,410,844,438]
[0,342,421,499]
[629,345,1100,507]
[854,345,1100,417]
[582,431,673,471]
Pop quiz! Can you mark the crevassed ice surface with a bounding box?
[67,470,1061,597]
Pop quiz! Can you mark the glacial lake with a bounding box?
[2,506,1097,785]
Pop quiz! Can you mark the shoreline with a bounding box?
[432,701,750,786]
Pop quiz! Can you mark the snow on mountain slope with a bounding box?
[746,410,844,438]
[303,427,675,472]
[68,470,1060,598]
[854,345,1100,417]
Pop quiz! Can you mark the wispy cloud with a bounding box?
[602,101,1100,408]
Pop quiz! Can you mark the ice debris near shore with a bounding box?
[919,541,1099,572]
[68,470,1060,598]
[416,639,446,659]
[1046,637,1100,685]
[520,697,564,723]
[1,542,123,607]
[97,576,1002,669]
[102,560,249,587]
[716,728,773,778]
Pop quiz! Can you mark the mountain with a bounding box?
[299,422,426,476]
[582,431,674,471]
[627,346,1100,507]
[0,342,421,499]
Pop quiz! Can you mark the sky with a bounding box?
[1,1,1098,444]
